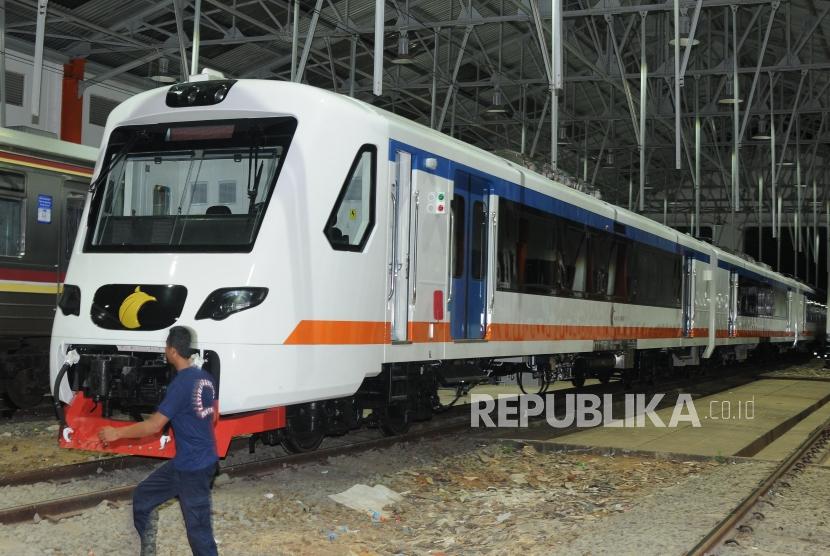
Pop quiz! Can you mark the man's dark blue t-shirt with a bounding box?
[158,366,218,471]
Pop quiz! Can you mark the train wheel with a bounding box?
[518,371,549,395]
[6,366,45,409]
[597,371,612,385]
[281,430,325,454]
[571,369,586,389]
[379,404,411,436]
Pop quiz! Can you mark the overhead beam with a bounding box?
[79,49,176,94]
[296,0,324,83]
[437,26,473,130]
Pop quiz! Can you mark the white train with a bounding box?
[50,78,825,456]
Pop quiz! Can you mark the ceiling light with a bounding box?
[719,76,743,104]
[484,89,508,114]
[557,125,570,145]
[149,56,176,83]
[391,33,416,65]
[669,14,700,47]
[751,117,771,140]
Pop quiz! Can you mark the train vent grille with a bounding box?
[89,95,120,127]
[5,71,24,107]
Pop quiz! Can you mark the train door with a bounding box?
[60,182,87,278]
[389,151,414,342]
[450,170,489,340]
[682,257,695,337]
[786,290,794,335]
[728,272,738,337]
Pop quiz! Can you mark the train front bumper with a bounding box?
[54,345,285,458]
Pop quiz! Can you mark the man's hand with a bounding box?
[98,426,121,444]
[96,413,169,445]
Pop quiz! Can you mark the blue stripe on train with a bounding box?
[717,260,790,291]
[388,138,711,264]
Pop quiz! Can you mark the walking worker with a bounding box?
[98,326,219,556]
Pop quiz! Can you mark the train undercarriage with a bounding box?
[1,338,51,413]
[56,340,805,455]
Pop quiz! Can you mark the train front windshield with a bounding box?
[86,117,297,252]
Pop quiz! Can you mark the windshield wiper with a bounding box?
[88,132,144,194]
[247,145,264,214]
[86,132,145,231]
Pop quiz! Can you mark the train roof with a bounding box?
[110,80,816,295]
[341,84,816,295]
[0,127,98,164]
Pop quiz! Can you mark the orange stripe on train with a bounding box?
[284,321,800,345]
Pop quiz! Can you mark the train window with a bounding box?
[588,231,614,299]
[0,170,26,257]
[0,197,24,257]
[87,117,296,252]
[452,197,465,278]
[152,185,170,216]
[737,275,783,318]
[63,191,86,263]
[610,241,629,301]
[324,145,376,252]
[0,170,24,192]
[496,199,587,297]
[191,182,208,204]
[628,244,682,308]
[495,197,684,308]
[218,181,237,204]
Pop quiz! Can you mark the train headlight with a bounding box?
[166,79,237,107]
[58,285,81,316]
[195,288,268,321]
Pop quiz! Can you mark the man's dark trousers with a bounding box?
[133,460,218,556]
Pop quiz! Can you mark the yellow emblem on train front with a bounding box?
[118,287,157,329]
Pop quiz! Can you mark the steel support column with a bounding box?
[172,0,190,80]
[0,0,6,127]
[191,0,201,75]
[674,0,681,169]
[430,28,439,128]
[291,0,298,81]
[639,12,647,212]
[373,0,383,95]
[31,0,47,121]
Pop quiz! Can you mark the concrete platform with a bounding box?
[754,398,830,461]
[500,379,830,460]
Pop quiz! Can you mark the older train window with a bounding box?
[325,145,376,251]
[0,170,25,257]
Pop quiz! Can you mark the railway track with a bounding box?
[688,415,830,555]
[0,415,471,525]
[0,357,812,527]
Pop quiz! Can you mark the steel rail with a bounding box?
[688,416,830,555]
[0,455,151,488]
[0,418,471,526]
